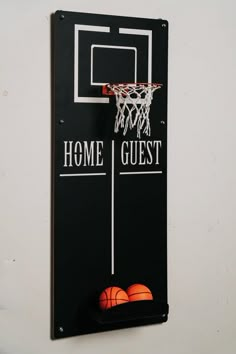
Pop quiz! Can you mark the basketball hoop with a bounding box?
[103,83,162,139]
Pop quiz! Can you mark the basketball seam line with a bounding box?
[103,289,108,310]
[109,287,113,310]
[115,289,121,306]
[99,298,129,302]
[104,288,108,309]
[115,289,127,306]
[129,292,152,296]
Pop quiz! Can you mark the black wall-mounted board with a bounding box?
[52,10,168,339]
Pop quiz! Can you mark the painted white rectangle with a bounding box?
[90,45,137,86]
[74,25,152,104]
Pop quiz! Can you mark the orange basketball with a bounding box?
[126,284,153,302]
[99,286,129,310]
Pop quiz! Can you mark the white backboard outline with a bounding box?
[74,25,152,104]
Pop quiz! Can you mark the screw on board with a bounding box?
[59,120,64,124]
[60,14,65,20]
[160,121,166,125]
[59,327,64,333]
[162,23,167,28]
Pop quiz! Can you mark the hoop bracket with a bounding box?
[102,85,114,96]
[102,83,162,96]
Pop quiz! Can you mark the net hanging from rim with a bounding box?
[105,83,162,139]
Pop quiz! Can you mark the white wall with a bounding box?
[1,0,236,353]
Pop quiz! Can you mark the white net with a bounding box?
[107,83,161,139]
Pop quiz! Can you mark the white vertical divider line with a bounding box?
[111,140,115,275]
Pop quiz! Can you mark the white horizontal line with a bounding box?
[119,28,152,36]
[91,44,137,51]
[75,24,110,33]
[120,171,163,175]
[74,97,109,103]
[60,173,107,177]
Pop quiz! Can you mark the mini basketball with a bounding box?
[99,286,129,310]
[126,284,153,302]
